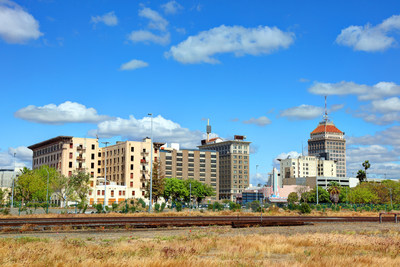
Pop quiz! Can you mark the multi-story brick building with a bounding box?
[198,135,250,201]
[159,144,219,201]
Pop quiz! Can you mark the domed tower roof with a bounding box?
[311,121,343,135]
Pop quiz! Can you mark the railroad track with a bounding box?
[0,215,396,230]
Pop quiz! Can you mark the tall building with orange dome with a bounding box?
[308,100,347,178]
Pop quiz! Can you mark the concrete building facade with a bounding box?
[308,120,346,177]
[28,136,163,205]
[159,144,219,201]
[198,135,250,201]
[279,155,337,179]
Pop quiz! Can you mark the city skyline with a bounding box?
[1,1,399,183]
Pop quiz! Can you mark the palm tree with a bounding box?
[362,160,371,182]
[328,182,341,205]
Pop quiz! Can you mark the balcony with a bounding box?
[141,151,149,156]
[140,159,147,164]
[77,146,86,151]
[76,156,85,162]
[141,169,148,174]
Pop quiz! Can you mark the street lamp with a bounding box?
[315,157,319,205]
[45,167,49,214]
[11,153,16,208]
[256,165,259,202]
[102,141,110,212]
[148,113,153,213]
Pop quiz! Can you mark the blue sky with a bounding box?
[1,0,400,183]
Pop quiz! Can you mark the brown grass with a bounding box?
[0,228,399,266]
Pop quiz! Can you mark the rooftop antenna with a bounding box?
[206,119,211,143]
[323,96,328,122]
[301,141,304,156]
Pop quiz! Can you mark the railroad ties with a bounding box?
[0,215,395,232]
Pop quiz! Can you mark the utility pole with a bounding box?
[256,165,259,202]
[189,182,192,213]
[102,141,110,212]
[45,167,49,214]
[11,153,16,208]
[316,157,319,205]
[148,113,153,213]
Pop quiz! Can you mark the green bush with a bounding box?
[112,203,118,212]
[299,203,311,214]
[175,202,182,212]
[154,203,160,212]
[315,204,322,211]
[94,204,103,213]
[212,202,224,211]
[161,202,166,212]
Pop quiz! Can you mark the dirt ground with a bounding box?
[1,222,399,241]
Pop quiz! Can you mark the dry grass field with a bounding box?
[1,223,400,266]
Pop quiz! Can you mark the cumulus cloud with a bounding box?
[119,59,149,71]
[354,112,400,126]
[347,126,400,178]
[91,115,209,148]
[91,11,118,26]
[308,81,400,101]
[336,14,400,52]
[371,97,400,113]
[166,25,294,64]
[128,30,170,45]
[14,101,110,124]
[139,7,168,31]
[0,146,31,170]
[242,116,271,126]
[161,1,183,15]
[0,0,43,43]
[280,105,323,120]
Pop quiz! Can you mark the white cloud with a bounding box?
[329,104,345,112]
[354,112,400,126]
[0,146,31,170]
[242,116,271,126]
[371,97,400,113]
[119,59,149,71]
[14,101,110,124]
[91,11,118,26]
[161,1,183,15]
[8,146,32,162]
[92,115,209,148]
[166,25,294,64]
[0,0,43,44]
[308,81,400,101]
[139,7,168,31]
[128,30,170,45]
[280,105,323,120]
[336,14,400,52]
[347,126,400,179]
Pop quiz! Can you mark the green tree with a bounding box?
[163,178,188,202]
[356,170,366,183]
[67,171,90,206]
[184,179,215,205]
[327,182,341,204]
[15,166,58,204]
[302,187,330,203]
[287,192,299,204]
[145,161,165,204]
[50,173,70,207]
[348,184,378,204]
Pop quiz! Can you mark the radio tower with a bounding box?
[206,119,211,143]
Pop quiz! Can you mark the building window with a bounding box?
[69,153,73,159]
[131,147,134,152]
[68,171,72,177]
[130,164,134,170]
[91,163,94,169]
[70,143,73,149]
[111,190,114,197]
[69,162,72,168]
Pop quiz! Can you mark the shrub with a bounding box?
[94,204,103,213]
[112,203,118,212]
[299,203,311,214]
[316,204,322,211]
[161,202,166,212]
[175,202,182,212]
[250,201,260,212]
[154,203,160,212]
[213,202,224,211]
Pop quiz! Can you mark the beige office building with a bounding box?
[279,155,337,179]
[159,144,219,201]
[29,136,163,205]
[308,120,346,177]
[198,135,250,201]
